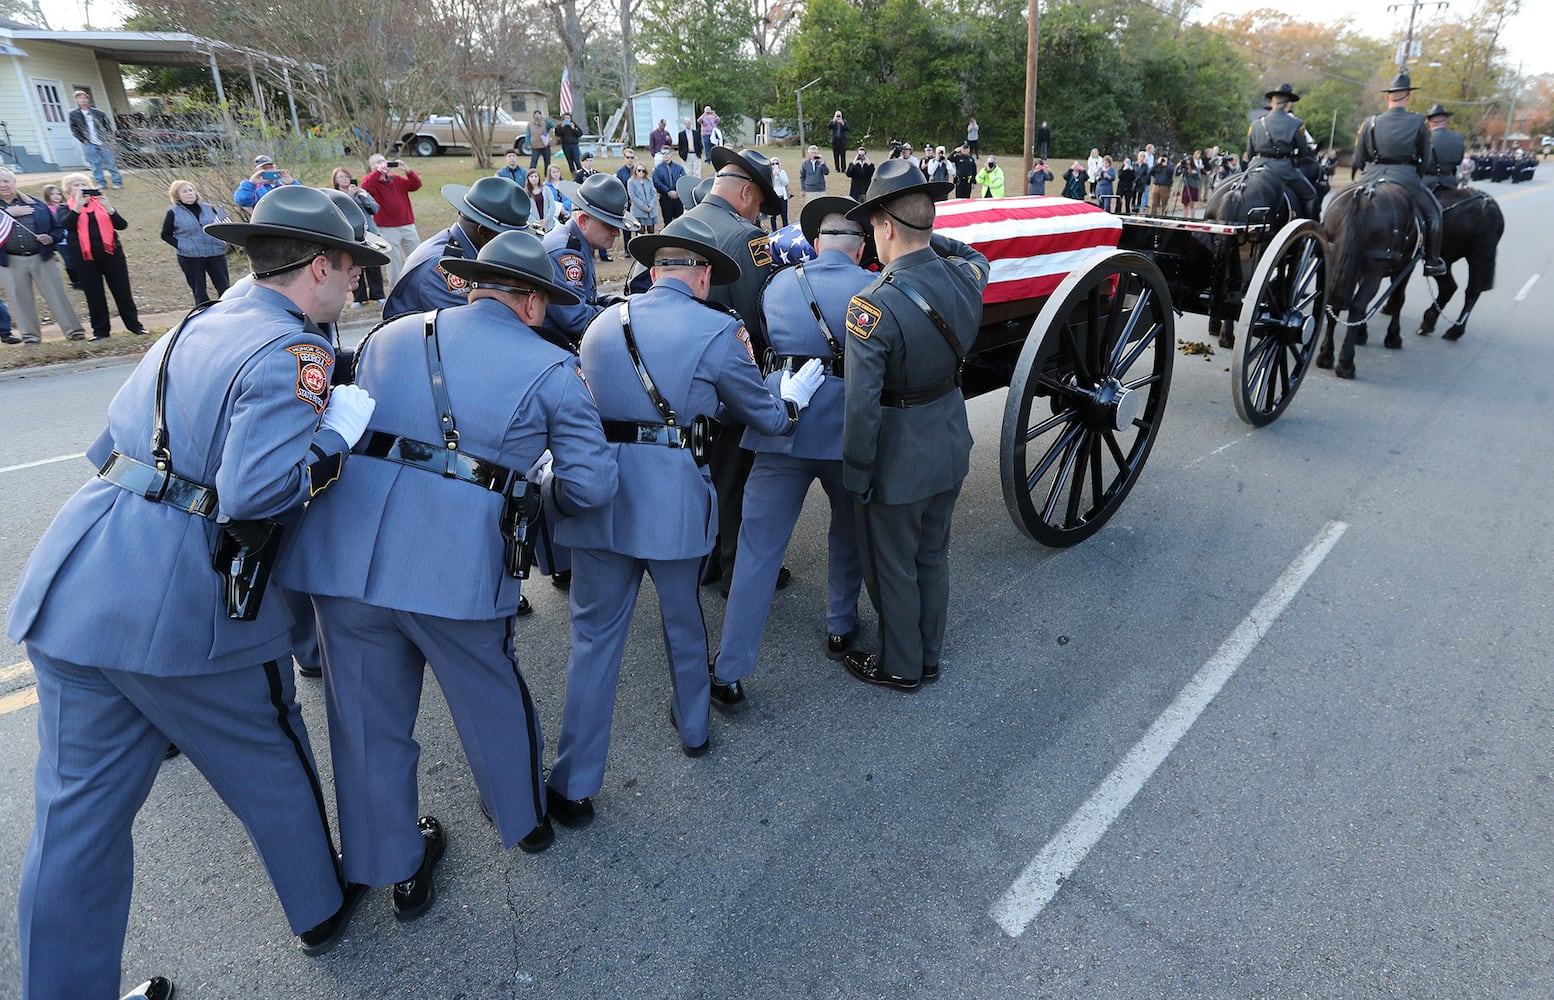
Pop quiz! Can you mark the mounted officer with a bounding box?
[1423,103,1466,192]
[1244,82,1321,220]
[1352,71,1447,276]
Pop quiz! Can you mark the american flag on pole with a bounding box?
[559,68,573,116]
[0,210,13,250]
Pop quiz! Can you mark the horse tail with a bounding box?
[1325,186,1370,311]
[1473,196,1504,292]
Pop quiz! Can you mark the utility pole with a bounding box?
[1503,61,1523,149]
[1387,0,1448,73]
[795,77,821,152]
[1022,0,1039,188]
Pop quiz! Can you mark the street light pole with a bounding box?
[796,77,822,152]
[1503,61,1523,150]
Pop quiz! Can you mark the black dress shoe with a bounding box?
[518,815,554,853]
[826,627,859,660]
[0,334,19,344]
[297,663,322,678]
[546,785,595,828]
[668,703,710,757]
[391,815,446,921]
[774,565,792,590]
[551,570,572,591]
[121,976,174,1000]
[298,880,368,955]
[841,651,920,692]
[921,661,941,684]
[708,663,747,712]
[515,594,533,616]
[700,559,723,586]
[90,333,110,340]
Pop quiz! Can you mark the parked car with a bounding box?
[392,107,531,157]
[116,114,232,166]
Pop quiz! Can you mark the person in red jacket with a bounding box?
[362,153,423,287]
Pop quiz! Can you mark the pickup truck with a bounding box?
[394,107,533,158]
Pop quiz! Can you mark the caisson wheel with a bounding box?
[1232,219,1326,426]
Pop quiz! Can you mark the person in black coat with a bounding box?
[58,173,144,338]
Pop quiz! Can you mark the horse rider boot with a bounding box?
[1353,72,1447,277]
[1245,83,1321,221]
[1423,104,1466,194]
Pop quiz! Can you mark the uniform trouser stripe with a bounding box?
[501,615,547,823]
[263,659,344,888]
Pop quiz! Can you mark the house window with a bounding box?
[35,81,65,124]
[511,96,527,113]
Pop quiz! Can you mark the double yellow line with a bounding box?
[0,661,38,714]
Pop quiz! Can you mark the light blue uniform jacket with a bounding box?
[540,218,605,346]
[382,223,474,320]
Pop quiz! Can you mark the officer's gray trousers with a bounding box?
[19,650,343,1000]
[311,595,545,886]
[855,484,962,680]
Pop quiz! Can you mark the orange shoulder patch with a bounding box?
[286,344,333,413]
[845,296,881,340]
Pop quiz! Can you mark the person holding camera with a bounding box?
[1027,158,1054,195]
[57,173,146,338]
[234,153,300,208]
[828,111,850,171]
[975,155,1005,198]
[767,155,791,229]
[799,144,830,200]
[846,146,875,200]
[363,153,424,289]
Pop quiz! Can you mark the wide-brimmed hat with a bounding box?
[627,214,740,285]
[800,195,864,246]
[1264,83,1301,102]
[677,174,714,209]
[321,188,392,256]
[708,146,782,216]
[1425,103,1454,118]
[1382,71,1416,93]
[573,174,639,231]
[206,185,390,266]
[440,176,530,232]
[438,229,581,306]
[845,159,952,221]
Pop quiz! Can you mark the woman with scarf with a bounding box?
[58,172,145,339]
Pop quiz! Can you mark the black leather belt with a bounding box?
[354,431,517,493]
[7,249,37,256]
[775,354,842,377]
[1373,158,1415,165]
[97,450,218,517]
[880,374,959,408]
[601,420,690,448]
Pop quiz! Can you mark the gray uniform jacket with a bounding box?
[1353,106,1432,187]
[1426,126,1466,189]
[555,278,796,560]
[6,287,352,672]
[1246,110,1317,182]
[382,223,474,320]
[842,234,990,505]
[684,193,774,329]
[279,297,616,620]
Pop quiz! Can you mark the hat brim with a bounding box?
[1264,90,1301,102]
[800,195,863,246]
[844,180,953,221]
[708,146,782,216]
[437,256,582,306]
[204,221,391,267]
[574,191,640,231]
[675,174,701,208]
[440,183,527,233]
[627,231,740,285]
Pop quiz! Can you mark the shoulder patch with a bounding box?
[748,234,773,269]
[287,344,333,413]
[557,252,586,287]
[436,263,469,294]
[735,324,757,363]
[846,296,881,340]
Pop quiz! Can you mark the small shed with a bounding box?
[505,86,549,120]
[628,86,758,147]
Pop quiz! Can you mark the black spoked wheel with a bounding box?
[1232,219,1326,426]
[1000,250,1175,547]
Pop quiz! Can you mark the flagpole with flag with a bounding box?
[559,68,573,117]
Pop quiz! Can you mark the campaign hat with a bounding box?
[708,146,782,216]
[440,176,531,232]
[677,174,715,209]
[1382,71,1417,93]
[627,214,740,285]
[438,229,581,305]
[572,173,639,231]
[1264,83,1301,102]
[320,188,392,256]
[1424,103,1454,118]
[845,159,952,221]
[800,195,863,246]
[206,185,390,266]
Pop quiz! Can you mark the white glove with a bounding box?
[318,384,375,449]
[526,449,554,491]
[779,358,826,412]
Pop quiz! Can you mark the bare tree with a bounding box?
[440,0,550,167]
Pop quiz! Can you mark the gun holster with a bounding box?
[499,481,542,579]
[211,516,284,621]
[689,414,719,467]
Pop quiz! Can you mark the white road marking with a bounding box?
[1186,431,1252,467]
[989,519,1349,937]
[1515,274,1539,302]
[0,452,87,475]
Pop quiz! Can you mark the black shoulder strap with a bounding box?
[618,301,679,426]
[422,310,463,475]
[794,262,843,362]
[149,300,219,487]
[882,273,963,362]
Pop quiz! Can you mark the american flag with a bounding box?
[559,68,573,116]
[0,210,13,250]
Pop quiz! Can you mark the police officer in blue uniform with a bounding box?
[1352,71,1447,276]
[381,176,531,320]
[546,215,823,823]
[541,173,638,347]
[5,186,390,1000]
[838,160,990,691]
[278,229,618,917]
[710,195,874,710]
[1245,83,1321,220]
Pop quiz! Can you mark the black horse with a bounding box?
[1316,181,1417,379]
[1410,187,1504,341]
[1204,166,1293,348]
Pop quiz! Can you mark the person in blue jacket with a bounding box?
[278,229,618,918]
[5,185,390,1000]
[382,175,531,321]
[544,215,824,827]
[710,196,874,710]
[232,153,302,207]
